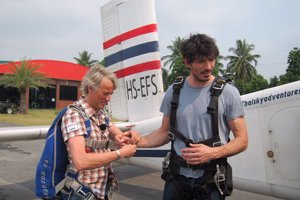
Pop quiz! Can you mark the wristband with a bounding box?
[116,150,121,159]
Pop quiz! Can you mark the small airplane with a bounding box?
[0,0,299,199]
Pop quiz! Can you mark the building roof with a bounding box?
[0,60,89,81]
[0,61,11,64]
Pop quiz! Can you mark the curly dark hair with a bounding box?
[180,33,219,64]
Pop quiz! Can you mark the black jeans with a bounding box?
[163,175,223,200]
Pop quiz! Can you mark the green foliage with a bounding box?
[213,56,228,77]
[160,36,188,86]
[287,47,300,75]
[268,47,300,87]
[167,59,189,84]
[160,35,298,93]
[226,39,260,81]
[0,61,48,90]
[234,74,269,95]
[74,50,98,67]
[161,37,184,70]
[269,76,280,88]
[161,67,169,91]
[99,59,105,66]
[0,60,50,114]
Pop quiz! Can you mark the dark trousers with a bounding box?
[162,175,224,200]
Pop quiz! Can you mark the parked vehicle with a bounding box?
[0,101,19,114]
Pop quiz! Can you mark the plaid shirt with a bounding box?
[61,97,117,199]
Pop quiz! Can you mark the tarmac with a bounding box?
[0,123,283,200]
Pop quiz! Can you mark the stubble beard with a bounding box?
[193,71,211,84]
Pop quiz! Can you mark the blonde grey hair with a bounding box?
[80,63,118,96]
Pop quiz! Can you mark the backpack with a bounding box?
[35,105,92,198]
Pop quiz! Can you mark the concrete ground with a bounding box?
[0,138,284,200]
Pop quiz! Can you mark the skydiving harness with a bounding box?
[162,76,233,198]
[35,104,115,200]
[60,106,115,200]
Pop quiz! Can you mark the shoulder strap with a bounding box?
[207,76,231,138]
[68,105,92,138]
[68,105,113,149]
[170,76,185,128]
[169,76,231,146]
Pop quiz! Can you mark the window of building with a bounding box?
[59,85,78,101]
[29,86,56,109]
[0,86,19,104]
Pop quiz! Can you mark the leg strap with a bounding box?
[62,169,100,200]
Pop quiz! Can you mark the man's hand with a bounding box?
[181,143,217,165]
[119,144,137,158]
[114,133,129,147]
[123,130,141,144]
[114,131,141,147]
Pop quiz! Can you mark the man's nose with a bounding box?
[105,94,112,101]
[204,60,214,69]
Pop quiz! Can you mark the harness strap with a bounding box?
[207,77,230,138]
[70,105,113,150]
[170,76,185,129]
[169,76,185,155]
[171,153,219,171]
[167,76,233,197]
[85,139,114,150]
[60,105,109,199]
[69,105,92,137]
[168,76,229,168]
[169,127,193,147]
[62,168,99,200]
[169,127,222,147]
[54,179,66,197]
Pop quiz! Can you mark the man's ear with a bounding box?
[87,86,94,93]
[184,59,191,70]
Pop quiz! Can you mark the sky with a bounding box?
[0,0,299,80]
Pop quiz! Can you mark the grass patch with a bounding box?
[0,109,120,126]
[0,109,59,126]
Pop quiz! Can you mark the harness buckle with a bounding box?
[76,185,93,199]
[168,131,175,141]
[105,140,109,149]
[186,163,198,170]
[212,79,225,90]
[173,76,184,86]
[185,139,194,147]
[214,164,226,196]
[212,141,223,147]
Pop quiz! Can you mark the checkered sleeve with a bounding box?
[61,108,87,142]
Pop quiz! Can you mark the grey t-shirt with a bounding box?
[160,78,245,178]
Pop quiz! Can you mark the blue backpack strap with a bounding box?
[68,105,114,150]
[68,105,92,138]
[35,105,94,199]
[35,107,70,198]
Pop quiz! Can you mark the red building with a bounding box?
[0,60,89,110]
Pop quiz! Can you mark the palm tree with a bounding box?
[213,55,225,77]
[161,36,184,70]
[161,67,169,91]
[74,50,98,67]
[167,59,189,84]
[0,60,49,114]
[226,39,260,81]
[214,55,235,80]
